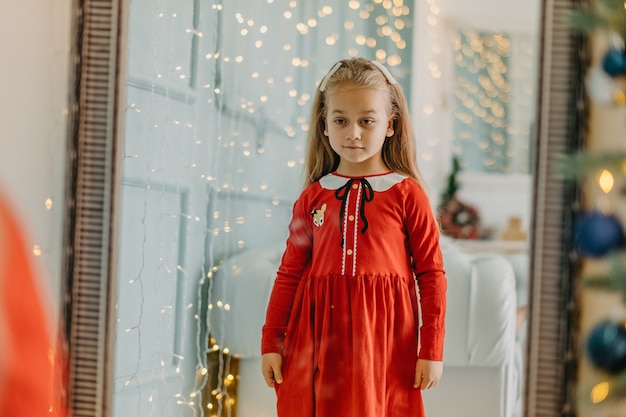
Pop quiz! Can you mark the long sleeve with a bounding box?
[404,183,447,361]
[261,194,313,354]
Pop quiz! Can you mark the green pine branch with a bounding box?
[569,9,612,33]
[440,157,460,205]
[582,251,626,301]
[556,151,626,178]
[557,151,626,197]
[569,0,626,39]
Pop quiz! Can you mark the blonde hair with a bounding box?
[303,57,423,187]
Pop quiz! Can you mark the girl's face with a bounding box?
[324,86,394,177]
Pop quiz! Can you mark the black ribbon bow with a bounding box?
[334,178,374,246]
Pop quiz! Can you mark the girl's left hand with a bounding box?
[414,359,443,390]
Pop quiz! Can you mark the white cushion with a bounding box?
[441,242,518,367]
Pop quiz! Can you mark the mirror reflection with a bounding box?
[450,28,536,175]
[113,0,539,416]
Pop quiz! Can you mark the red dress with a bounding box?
[0,194,70,417]
[262,172,446,417]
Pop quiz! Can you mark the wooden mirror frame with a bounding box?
[61,0,584,416]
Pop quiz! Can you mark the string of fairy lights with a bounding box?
[451,28,536,174]
[452,29,512,173]
[117,1,416,417]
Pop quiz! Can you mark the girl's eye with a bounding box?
[361,119,374,126]
[333,118,346,125]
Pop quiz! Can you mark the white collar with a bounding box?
[319,172,407,191]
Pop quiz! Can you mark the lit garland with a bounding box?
[197,337,240,417]
[116,1,416,416]
[451,28,536,174]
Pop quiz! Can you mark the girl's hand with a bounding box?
[262,352,283,387]
[414,359,443,390]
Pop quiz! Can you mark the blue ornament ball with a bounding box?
[574,211,625,257]
[586,320,626,374]
[602,47,626,77]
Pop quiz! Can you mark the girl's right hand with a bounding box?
[261,352,283,387]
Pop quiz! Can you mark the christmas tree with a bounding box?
[437,157,481,239]
[566,0,626,409]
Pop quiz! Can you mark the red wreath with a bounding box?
[437,195,480,240]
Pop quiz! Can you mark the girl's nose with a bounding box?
[347,124,361,140]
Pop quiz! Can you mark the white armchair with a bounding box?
[422,239,522,417]
[209,240,523,417]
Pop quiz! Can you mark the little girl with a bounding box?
[261,57,447,417]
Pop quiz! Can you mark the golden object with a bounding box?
[201,337,240,417]
[501,217,527,241]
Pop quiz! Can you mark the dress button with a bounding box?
[348,215,355,221]
[347,249,353,255]
[352,183,358,189]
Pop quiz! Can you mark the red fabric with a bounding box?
[0,196,70,417]
[262,173,446,417]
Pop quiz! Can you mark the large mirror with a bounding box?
[62,0,582,416]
